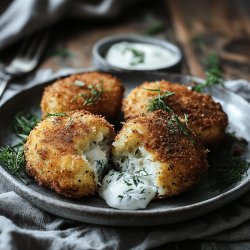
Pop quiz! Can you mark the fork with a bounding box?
[0,30,49,99]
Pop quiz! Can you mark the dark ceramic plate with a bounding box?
[0,70,250,226]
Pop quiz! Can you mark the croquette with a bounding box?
[41,72,124,120]
[123,81,228,145]
[24,110,115,198]
[112,110,209,198]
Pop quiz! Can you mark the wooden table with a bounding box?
[39,0,250,83]
[2,0,250,249]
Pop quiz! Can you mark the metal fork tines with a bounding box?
[0,30,49,99]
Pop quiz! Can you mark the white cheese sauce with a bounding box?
[105,42,178,70]
[99,170,157,210]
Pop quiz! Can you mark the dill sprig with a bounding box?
[192,53,223,93]
[0,147,25,174]
[72,83,104,106]
[168,114,195,143]
[211,156,249,189]
[144,85,194,142]
[13,112,39,141]
[145,21,165,35]
[143,84,174,113]
[209,132,249,190]
[123,47,145,66]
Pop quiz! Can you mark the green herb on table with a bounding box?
[192,53,223,93]
[123,47,145,66]
[145,21,165,35]
[13,112,40,141]
[46,48,74,58]
[0,146,28,183]
[192,35,207,52]
[209,132,249,190]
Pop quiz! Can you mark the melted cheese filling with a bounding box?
[99,147,159,210]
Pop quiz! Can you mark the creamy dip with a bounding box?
[99,170,157,210]
[105,42,178,70]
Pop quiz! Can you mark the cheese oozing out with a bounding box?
[83,132,111,183]
[99,147,159,210]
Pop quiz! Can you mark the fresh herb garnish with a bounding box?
[209,132,249,190]
[123,47,145,66]
[143,84,175,113]
[0,146,28,183]
[192,53,223,92]
[46,48,74,58]
[145,21,165,35]
[73,83,104,106]
[144,85,194,142]
[13,112,39,141]
[168,114,195,143]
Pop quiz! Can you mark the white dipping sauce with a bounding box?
[105,42,178,70]
[99,170,157,210]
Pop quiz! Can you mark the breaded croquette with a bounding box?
[41,72,124,120]
[112,110,209,198]
[24,110,115,198]
[122,81,228,145]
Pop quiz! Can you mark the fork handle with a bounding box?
[0,75,11,100]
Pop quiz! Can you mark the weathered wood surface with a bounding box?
[37,0,250,81]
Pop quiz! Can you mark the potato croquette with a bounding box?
[24,110,115,198]
[41,72,124,120]
[123,81,228,145]
[111,110,209,199]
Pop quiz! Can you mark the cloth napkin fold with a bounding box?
[0,69,250,250]
[0,0,137,51]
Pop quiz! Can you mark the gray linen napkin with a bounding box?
[0,68,250,250]
[0,0,138,51]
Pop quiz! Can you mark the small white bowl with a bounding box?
[92,34,182,73]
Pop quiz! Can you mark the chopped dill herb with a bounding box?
[132,176,143,187]
[123,47,145,66]
[136,169,152,176]
[13,112,39,141]
[145,21,165,35]
[46,48,74,58]
[143,84,174,113]
[209,132,249,190]
[140,188,145,194]
[127,188,134,192]
[46,112,68,117]
[123,179,132,186]
[168,114,195,143]
[118,195,124,200]
[144,86,194,142]
[0,146,28,183]
[79,83,104,106]
[192,53,223,93]
[116,171,125,181]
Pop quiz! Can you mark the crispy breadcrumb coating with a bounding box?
[41,72,124,120]
[123,81,228,145]
[24,110,115,198]
[112,110,209,198]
